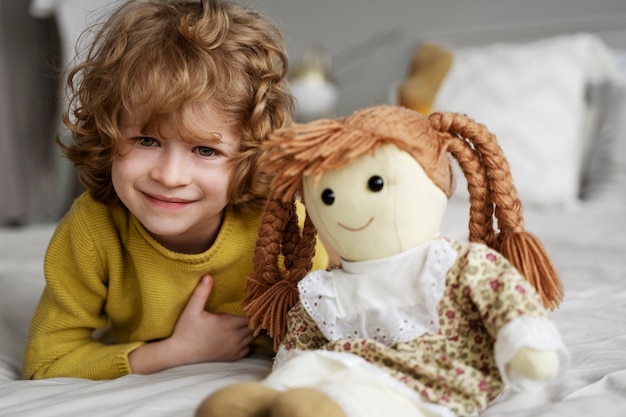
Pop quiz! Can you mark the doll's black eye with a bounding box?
[368,175,384,192]
[321,189,335,205]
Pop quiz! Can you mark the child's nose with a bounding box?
[150,151,192,187]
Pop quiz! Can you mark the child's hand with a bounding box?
[128,275,254,374]
[170,275,254,363]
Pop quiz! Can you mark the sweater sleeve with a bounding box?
[23,199,143,380]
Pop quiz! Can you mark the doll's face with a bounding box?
[303,143,448,262]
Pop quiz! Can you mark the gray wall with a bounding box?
[0,0,63,225]
[244,0,626,117]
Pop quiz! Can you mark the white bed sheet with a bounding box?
[1,195,625,416]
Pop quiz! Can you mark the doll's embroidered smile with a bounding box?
[338,217,374,231]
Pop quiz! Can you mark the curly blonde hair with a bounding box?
[244,105,563,347]
[60,0,292,209]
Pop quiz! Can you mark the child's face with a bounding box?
[112,103,240,254]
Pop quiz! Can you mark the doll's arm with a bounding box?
[457,242,568,388]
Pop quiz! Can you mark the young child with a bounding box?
[23,0,328,380]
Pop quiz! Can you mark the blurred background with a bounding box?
[1,0,626,226]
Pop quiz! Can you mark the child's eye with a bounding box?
[135,137,158,147]
[195,146,218,157]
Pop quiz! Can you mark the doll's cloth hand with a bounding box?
[509,346,559,380]
[494,315,568,390]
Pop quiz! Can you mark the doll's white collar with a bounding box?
[298,239,457,346]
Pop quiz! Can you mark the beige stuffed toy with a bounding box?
[398,42,454,115]
[197,105,567,417]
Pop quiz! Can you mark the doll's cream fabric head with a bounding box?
[302,143,447,261]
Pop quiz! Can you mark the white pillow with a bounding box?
[433,34,617,209]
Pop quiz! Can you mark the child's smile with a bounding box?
[141,191,197,211]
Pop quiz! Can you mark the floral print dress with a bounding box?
[272,238,567,417]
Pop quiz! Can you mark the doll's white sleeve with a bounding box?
[494,315,570,391]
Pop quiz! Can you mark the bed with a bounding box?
[2,33,626,417]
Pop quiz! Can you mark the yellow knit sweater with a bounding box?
[23,192,328,380]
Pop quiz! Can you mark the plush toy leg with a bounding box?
[315,367,435,417]
[195,382,280,417]
[272,388,347,417]
[265,352,436,417]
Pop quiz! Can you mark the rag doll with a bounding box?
[196,105,568,417]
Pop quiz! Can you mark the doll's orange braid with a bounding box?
[244,197,318,348]
[429,112,563,309]
[281,200,301,272]
[245,198,302,345]
[244,122,347,346]
[445,134,495,246]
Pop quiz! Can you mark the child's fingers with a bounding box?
[230,315,251,329]
[185,275,213,314]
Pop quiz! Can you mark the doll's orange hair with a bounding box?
[244,105,563,347]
